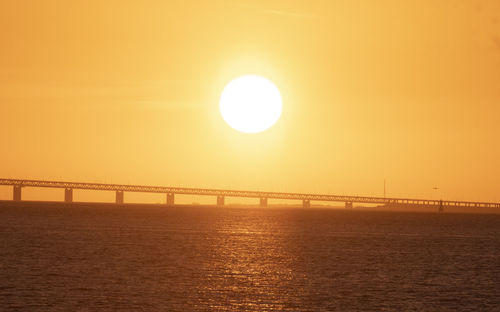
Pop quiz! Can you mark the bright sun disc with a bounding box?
[219,75,282,133]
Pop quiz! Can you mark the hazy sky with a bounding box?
[1,0,499,202]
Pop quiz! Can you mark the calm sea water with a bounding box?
[0,205,499,311]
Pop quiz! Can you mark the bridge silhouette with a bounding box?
[1,178,499,212]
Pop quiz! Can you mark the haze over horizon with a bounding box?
[1,0,499,203]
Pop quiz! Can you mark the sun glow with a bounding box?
[219,75,282,134]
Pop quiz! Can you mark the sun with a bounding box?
[219,75,282,134]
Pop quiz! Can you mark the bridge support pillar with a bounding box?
[217,196,225,207]
[260,198,268,208]
[13,186,22,201]
[116,191,124,204]
[302,200,310,209]
[64,188,73,203]
[345,202,353,209]
[166,193,175,205]
[438,200,443,213]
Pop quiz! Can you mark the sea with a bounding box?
[1,204,499,311]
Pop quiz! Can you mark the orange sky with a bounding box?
[1,0,499,203]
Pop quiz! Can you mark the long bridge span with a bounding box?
[1,178,499,211]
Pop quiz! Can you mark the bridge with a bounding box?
[1,178,499,212]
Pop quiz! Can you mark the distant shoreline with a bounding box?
[1,200,499,215]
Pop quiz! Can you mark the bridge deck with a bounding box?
[1,178,499,208]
